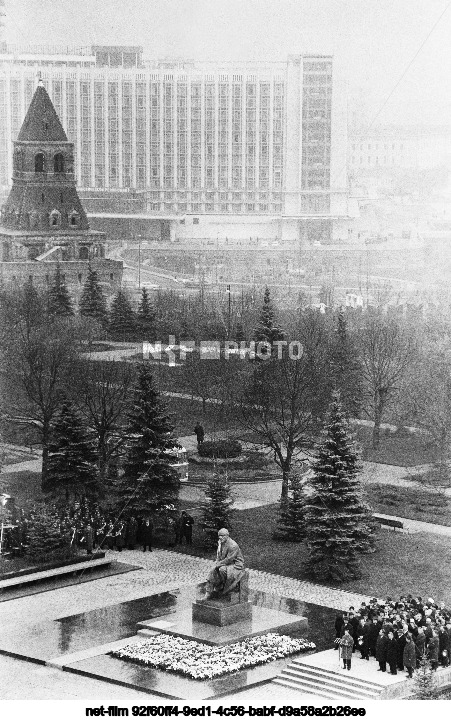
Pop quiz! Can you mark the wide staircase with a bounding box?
[272,659,385,700]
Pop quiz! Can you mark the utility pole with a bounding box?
[137,234,142,289]
[227,284,231,338]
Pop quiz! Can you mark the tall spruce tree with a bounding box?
[44,401,98,503]
[137,287,156,340]
[79,267,108,325]
[117,364,180,515]
[26,501,73,563]
[304,392,374,581]
[109,289,136,340]
[48,266,74,317]
[330,309,362,417]
[273,474,306,541]
[253,287,284,354]
[201,471,234,548]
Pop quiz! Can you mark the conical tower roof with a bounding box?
[17,82,67,143]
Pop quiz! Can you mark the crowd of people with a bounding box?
[336,595,451,678]
[1,499,196,557]
[64,506,196,554]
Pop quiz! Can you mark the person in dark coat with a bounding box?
[403,634,416,678]
[376,630,388,672]
[347,611,359,643]
[194,422,205,445]
[428,630,439,670]
[141,518,153,552]
[113,522,124,551]
[368,618,381,658]
[356,618,370,660]
[415,628,426,667]
[438,625,449,667]
[334,613,344,639]
[386,631,398,675]
[340,630,354,671]
[396,627,407,671]
[125,516,138,550]
[81,524,93,555]
[104,521,115,550]
[179,510,194,545]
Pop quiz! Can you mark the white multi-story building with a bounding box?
[0,44,351,243]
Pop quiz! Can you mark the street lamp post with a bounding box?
[227,284,231,338]
[137,234,142,289]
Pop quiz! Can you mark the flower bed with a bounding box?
[112,633,315,680]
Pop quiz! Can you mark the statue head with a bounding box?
[218,528,229,545]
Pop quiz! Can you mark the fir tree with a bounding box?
[47,266,74,317]
[201,471,234,548]
[273,474,306,541]
[79,267,108,325]
[109,289,136,341]
[117,364,180,516]
[253,287,284,355]
[303,392,374,581]
[26,501,73,563]
[44,401,98,503]
[235,321,245,343]
[330,309,362,417]
[137,287,157,341]
[413,654,438,699]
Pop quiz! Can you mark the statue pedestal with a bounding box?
[192,598,253,627]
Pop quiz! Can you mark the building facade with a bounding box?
[0,79,122,291]
[0,44,350,243]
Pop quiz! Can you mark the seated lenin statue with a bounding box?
[206,528,246,598]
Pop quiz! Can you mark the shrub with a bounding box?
[25,501,74,564]
[201,472,234,548]
[198,439,242,459]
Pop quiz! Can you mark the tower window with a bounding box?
[54,153,64,174]
[35,153,45,173]
[69,210,80,227]
[49,209,61,228]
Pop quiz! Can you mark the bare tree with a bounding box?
[359,312,415,449]
[70,359,135,484]
[0,285,81,485]
[239,310,331,499]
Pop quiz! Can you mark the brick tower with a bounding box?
[0,80,122,290]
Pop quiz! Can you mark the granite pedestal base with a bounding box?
[138,604,307,646]
[192,598,253,626]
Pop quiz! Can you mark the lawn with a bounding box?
[0,470,43,508]
[353,424,436,467]
[363,482,451,526]
[178,504,451,607]
[166,394,438,468]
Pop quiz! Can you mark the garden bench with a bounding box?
[373,514,404,531]
[0,556,111,591]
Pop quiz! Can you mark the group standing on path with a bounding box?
[336,594,450,678]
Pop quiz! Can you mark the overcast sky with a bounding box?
[7,0,451,126]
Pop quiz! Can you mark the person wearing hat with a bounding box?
[376,629,388,672]
[340,629,354,671]
[403,634,416,679]
[386,630,399,675]
[428,629,439,671]
[438,624,449,667]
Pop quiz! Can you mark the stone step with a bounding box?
[289,660,384,692]
[272,677,368,700]
[278,668,381,699]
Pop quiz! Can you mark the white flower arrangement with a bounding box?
[112,633,316,680]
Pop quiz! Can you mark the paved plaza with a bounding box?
[0,548,372,701]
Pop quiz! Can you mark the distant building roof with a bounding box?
[17,83,67,142]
